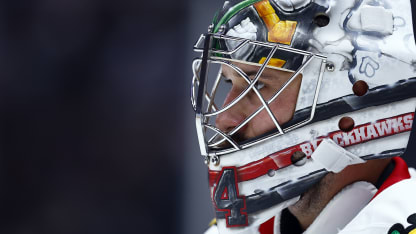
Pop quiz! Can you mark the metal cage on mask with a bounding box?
[191,31,328,158]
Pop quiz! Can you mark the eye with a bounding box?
[255,81,265,90]
[224,78,232,84]
[220,73,232,83]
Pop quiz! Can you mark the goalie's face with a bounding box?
[215,62,302,144]
[191,33,326,156]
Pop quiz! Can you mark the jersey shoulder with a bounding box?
[339,167,416,234]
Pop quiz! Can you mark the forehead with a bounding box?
[221,61,293,78]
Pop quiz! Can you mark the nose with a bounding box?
[215,86,247,133]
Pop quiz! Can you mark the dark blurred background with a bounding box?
[0,1,415,234]
[0,0,221,233]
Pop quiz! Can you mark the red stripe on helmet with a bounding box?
[209,113,414,187]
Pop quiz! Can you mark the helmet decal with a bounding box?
[253,0,298,45]
[213,167,248,227]
[225,17,257,60]
[208,112,414,188]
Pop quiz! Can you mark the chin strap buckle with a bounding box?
[311,139,365,173]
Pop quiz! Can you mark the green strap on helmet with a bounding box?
[213,0,262,33]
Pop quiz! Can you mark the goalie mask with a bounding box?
[190,0,416,232]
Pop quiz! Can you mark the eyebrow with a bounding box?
[241,65,277,77]
[244,69,274,81]
[222,68,272,82]
[245,71,259,77]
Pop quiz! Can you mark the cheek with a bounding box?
[277,84,301,120]
[247,79,301,136]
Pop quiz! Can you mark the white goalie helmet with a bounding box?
[190,0,416,233]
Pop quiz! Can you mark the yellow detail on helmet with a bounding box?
[259,57,286,68]
[254,0,298,45]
